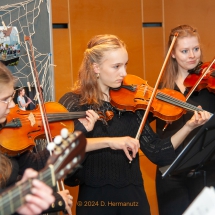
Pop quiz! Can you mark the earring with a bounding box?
[97,73,100,79]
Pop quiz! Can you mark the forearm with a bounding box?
[86,137,111,152]
[171,124,193,149]
[19,102,29,108]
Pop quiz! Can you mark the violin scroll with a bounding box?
[97,110,114,125]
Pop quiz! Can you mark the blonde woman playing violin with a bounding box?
[59,34,210,215]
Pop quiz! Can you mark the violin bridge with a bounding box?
[28,112,36,126]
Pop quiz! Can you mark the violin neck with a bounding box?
[156,92,203,113]
[47,111,86,122]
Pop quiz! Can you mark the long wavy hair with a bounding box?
[72,34,126,106]
[161,25,202,89]
[0,154,12,188]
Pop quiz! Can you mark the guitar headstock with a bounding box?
[44,129,86,183]
[0,129,86,215]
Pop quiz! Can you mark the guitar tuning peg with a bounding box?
[61,128,69,139]
[47,142,56,151]
[54,135,63,145]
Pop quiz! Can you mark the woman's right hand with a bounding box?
[108,136,140,161]
[86,136,140,161]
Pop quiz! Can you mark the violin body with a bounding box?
[207,70,215,93]
[0,102,75,157]
[184,62,215,93]
[184,73,209,92]
[110,75,187,122]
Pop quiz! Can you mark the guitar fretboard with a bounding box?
[0,167,54,215]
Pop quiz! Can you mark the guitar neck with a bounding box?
[0,167,54,215]
[0,130,86,215]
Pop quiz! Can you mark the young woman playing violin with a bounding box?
[58,34,210,215]
[0,63,55,215]
[0,62,97,215]
[155,25,215,215]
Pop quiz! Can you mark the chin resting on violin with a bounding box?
[0,32,211,215]
[0,62,81,215]
[155,24,215,215]
[58,34,210,215]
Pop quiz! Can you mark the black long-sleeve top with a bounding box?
[156,87,215,161]
[59,92,176,188]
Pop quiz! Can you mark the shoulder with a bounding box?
[59,92,83,112]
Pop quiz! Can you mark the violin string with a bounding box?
[9,112,87,124]
[140,84,199,112]
[139,85,201,112]
[157,92,200,111]
[156,92,202,112]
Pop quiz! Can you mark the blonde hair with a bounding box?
[161,25,202,89]
[72,34,126,106]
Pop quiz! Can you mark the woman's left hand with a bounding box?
[186,106,211,130]
[16,169,55,215]
[78,110,99,132]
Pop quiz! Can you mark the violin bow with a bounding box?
[185,57,215,100]
[24,36,66,190]
[24,36,52,143]
[136,33,179,139]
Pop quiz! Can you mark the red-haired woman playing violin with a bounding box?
[155,25,215,215]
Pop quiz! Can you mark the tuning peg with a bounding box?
[54,135,63,145]
[47,142,56,151]
[61,128,69,139]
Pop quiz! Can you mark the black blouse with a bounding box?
[59,92,176,188]
[156,87,215,159]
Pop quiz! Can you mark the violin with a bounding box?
[110,74,206,122]
[184,61,215,93]
[0,102,112,156]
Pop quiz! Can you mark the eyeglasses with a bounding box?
[0,91,15,105]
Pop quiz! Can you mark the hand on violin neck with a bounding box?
[186,106,211,130]
[78,110,99,132]
[171,106,211,150]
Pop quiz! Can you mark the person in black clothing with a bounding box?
[59,34,210,215]
[0,62,55,214]
[0,154,54,215]
[0,61,74,215]
[155,24,215,215]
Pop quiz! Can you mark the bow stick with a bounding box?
[24,36,66,191]
[135,33,179,140]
